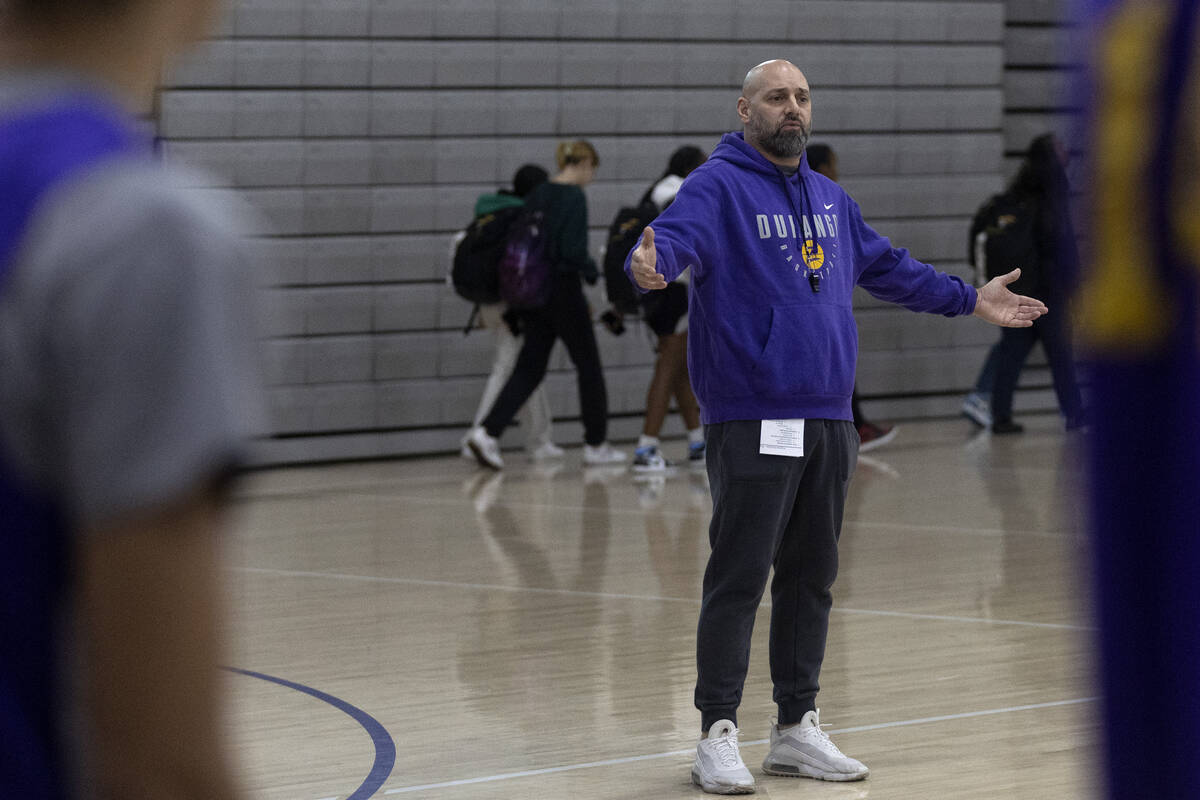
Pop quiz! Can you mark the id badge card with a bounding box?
[760,419,805,457]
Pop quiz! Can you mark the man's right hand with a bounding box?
[630,226,667,290]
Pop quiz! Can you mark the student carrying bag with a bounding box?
[968,191,1037,287]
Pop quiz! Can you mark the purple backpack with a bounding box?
[497,209,553,309]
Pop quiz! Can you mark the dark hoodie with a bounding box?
[627,132,977,424]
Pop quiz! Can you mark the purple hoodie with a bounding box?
[626,132,977,424]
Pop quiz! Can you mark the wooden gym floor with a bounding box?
[223,416,1097,799]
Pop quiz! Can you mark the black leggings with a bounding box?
[483,271,608,445]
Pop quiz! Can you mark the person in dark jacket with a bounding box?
[985,133,1086,433]
[627,59,1048,794]
[459,164,562,462]
[466,140,626,469]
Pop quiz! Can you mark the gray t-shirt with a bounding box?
[0,77,263,528]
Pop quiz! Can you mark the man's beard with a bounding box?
[749,113,810,158]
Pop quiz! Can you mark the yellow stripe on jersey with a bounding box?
[1076,2,1175,354]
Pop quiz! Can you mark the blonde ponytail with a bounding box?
[556,140,599,170]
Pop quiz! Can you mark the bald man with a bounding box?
[626,60,1046,794]
[1,1,255,797]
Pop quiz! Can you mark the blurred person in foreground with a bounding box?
[1075,2,1200,797]
[627,58,1047,794]
[0,0,258,798]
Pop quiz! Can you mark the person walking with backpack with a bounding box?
[466,141,625,469]
[626,145,708,472]
[965,133,1085,434]
[456,165,563,462]
[626,59,1048,795]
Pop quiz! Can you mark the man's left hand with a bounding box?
[973,268,1049,327]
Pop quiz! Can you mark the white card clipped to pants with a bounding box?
[760,419,805,457]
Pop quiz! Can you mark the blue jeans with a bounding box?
[973,341,1002,396]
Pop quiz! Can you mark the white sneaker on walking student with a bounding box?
[692,719,755,794]
[466,426,504,470]
[761,709,868,782]
[961,391,993,428]
[582,442,625,465]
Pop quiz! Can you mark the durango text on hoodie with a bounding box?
[626,132,978,425]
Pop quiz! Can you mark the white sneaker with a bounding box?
[761,709,868,782]
[529,440,564,460]
[632,445,669,472]
[692,720,755,795]
[582,442,625,465]
[465,426,503,470]
[961,392,993,428]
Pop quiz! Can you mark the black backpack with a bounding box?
[452,204,524,306]
[603,195,659,315]
[969,192,1037,286]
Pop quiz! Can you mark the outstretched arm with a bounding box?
[973,268,1049,327]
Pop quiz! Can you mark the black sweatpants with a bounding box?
[483,270,608,445]
[695,418,858,731]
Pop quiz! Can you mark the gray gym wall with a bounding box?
[158,0,1074,466]
[1004,0,1078,177]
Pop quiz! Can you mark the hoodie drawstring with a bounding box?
[780,166,820,293]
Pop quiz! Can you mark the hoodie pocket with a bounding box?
[750,304,856,399]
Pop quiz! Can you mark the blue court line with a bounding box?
[226,667,396,800]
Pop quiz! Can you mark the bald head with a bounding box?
[741,59,807,99]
